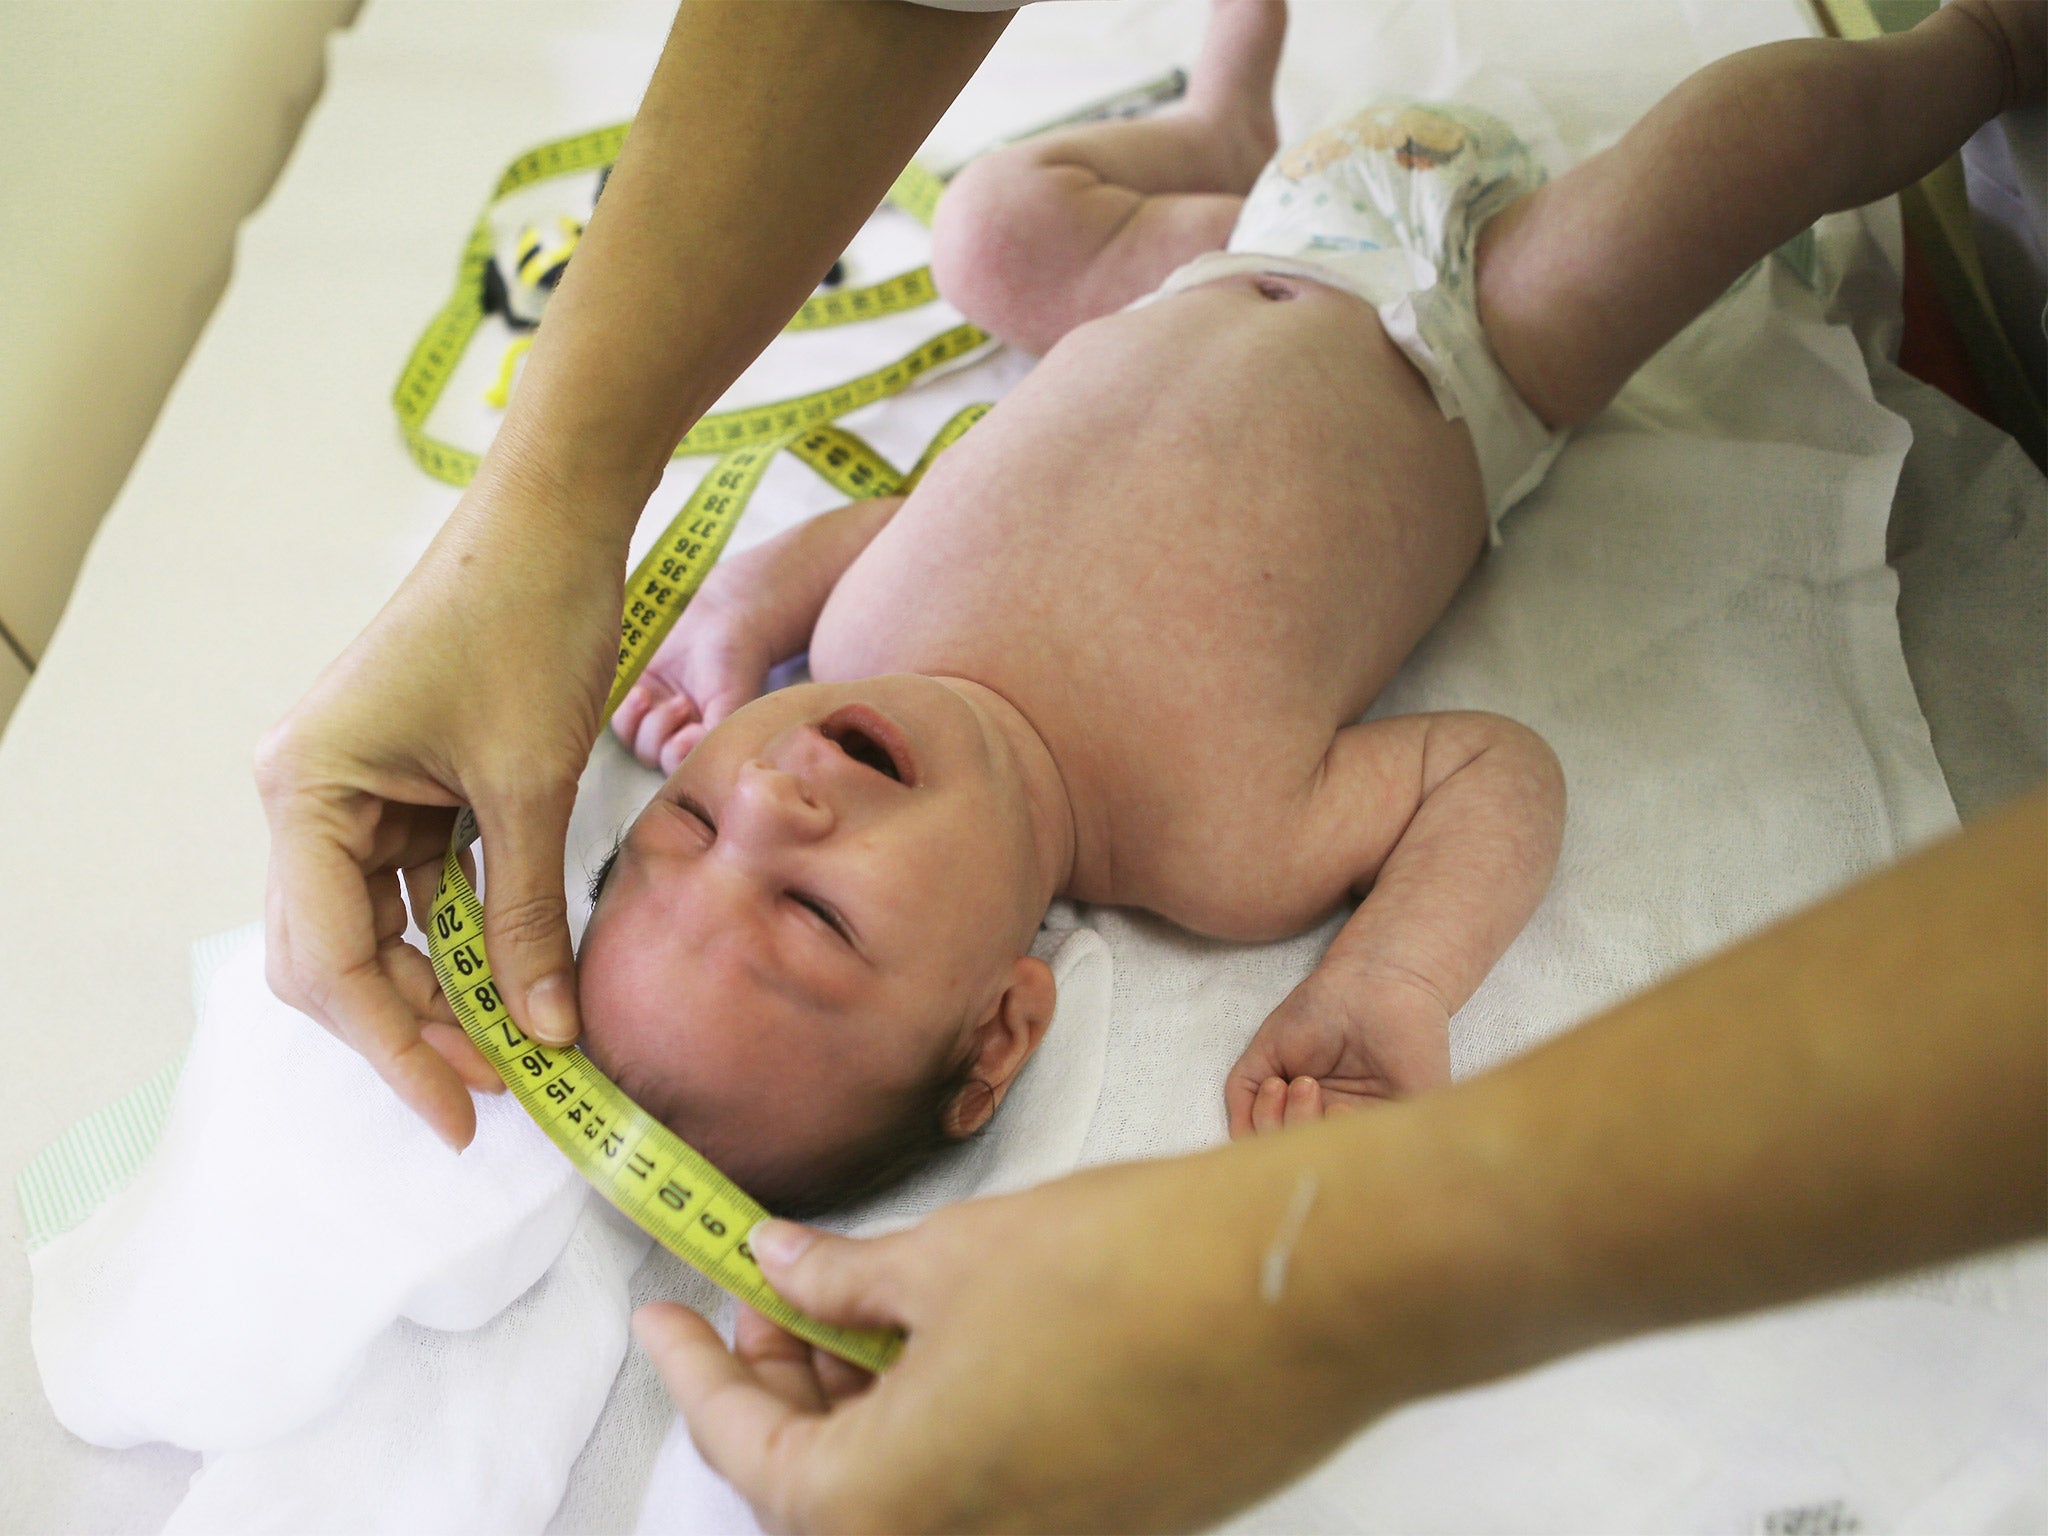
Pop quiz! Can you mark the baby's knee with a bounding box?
[932,152,1041,339]
[933,152,1121,354]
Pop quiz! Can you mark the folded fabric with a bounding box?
[28,909,1111,1534]
[30,929,590,1454]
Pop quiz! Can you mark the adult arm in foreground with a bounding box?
[255,2,1010,1149]
[640,786,2048,1534]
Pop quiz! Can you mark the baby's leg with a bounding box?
[1476,0,2045,428]
[933,0,1284,354]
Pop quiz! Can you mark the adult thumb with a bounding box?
[750,1219,906,1333]
[475,787,580,1047]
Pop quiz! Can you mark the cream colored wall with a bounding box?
[0,0,360,733]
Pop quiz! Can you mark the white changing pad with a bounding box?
[7,1,2047,1532]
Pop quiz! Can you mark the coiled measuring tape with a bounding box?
[393,63,1187,486]
[392,124,984,488]
[426,405,988,1373]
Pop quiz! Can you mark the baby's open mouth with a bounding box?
[818,705,917,787]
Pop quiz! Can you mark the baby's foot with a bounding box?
[1185,0,1287,191]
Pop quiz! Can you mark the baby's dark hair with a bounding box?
[758,1050,986,1220]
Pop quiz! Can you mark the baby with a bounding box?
[577,0,2042,1215]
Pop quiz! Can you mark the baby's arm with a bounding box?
[612,496,901,771]
[932,0,1284,354]
[1476,0,2043,428]
[1227,712,1564,1137]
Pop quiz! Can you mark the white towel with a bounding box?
[30,913,1112,1535]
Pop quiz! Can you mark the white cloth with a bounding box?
[29,918,1112,1535]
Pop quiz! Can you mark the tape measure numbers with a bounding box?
[430,406,989,1373]
[427,814,908,1370]
[394,66,1189,484]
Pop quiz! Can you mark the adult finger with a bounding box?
[634,1302,822,1499]
[267,820,477,1148]
[395,851,501,1092]
[421,1020,505,1093]
[748,1220,908,1333]
[732,1304,833,1413]
[810,1345,877,1406]
[731,1305,877,1407]
[474,787,580,1047]
[400,849,474,947]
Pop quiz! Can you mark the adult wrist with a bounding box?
[1266,1096,1561,1420]
[452,420,656,575]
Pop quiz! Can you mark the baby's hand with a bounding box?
[611,585,778,773]
[1225,969,1453,1138]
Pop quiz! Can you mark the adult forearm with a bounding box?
[479,0,1010,550]
[1298,787,2048,1410]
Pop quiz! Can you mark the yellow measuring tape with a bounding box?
[392,125,982,488]
[426,405,988,1373]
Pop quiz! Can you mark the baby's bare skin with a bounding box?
[815,276,1496,935]
[599,0,1564,1146]
[598,0,2042,1157]
[607,232,1565,1137]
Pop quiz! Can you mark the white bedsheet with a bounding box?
[6,1,2045,1532]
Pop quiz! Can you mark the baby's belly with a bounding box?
[814,272,1488,790]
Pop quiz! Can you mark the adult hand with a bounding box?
[257,474,623,1149]
[632,793,2048,1534]
[635,1127,1411,1534]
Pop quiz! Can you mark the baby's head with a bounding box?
[577,676,1060,1217]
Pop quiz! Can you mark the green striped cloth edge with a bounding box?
[16,921,257,1252]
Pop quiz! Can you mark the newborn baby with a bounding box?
[579,0,2041,1214]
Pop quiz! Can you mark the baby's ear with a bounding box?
[944,955,1057,1138]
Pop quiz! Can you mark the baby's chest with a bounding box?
[823,472,1386,695]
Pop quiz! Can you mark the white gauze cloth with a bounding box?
[30,913,1111,1535]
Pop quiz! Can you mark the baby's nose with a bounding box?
[732,759,834,841]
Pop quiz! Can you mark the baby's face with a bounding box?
[576,676,1046,1194]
